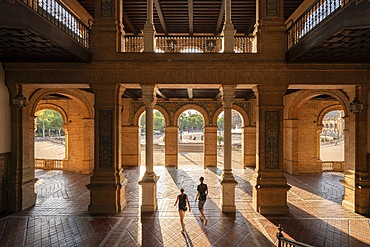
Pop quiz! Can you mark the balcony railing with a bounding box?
[276,224,314,247]
[321,161,344,172]
[287,0,351,49]
[21,0,90,49]
[124,35,255,53]
[35,159,63,170]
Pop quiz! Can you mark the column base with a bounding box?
[87,170,127,215]
[253,185,290,215]
[139,172,159,212]
[220,173,238,213]
[6,178,37,212]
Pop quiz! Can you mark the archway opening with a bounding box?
[216,110,244,168]
[34,109,65,169]
[178,110,204,167]
[139,110,166,166]
[320,110,345,170]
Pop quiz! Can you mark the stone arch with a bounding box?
[173,104,209,127]
[35,103,68,124]
[287,89,350,119]
[29,88,93,118]
[132,105,170,127]
[317,104,343,126]
[212,104,250,127]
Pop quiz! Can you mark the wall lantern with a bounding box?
[12,89,27,108]
[349,97,363,113]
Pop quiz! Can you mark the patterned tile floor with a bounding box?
[1,166,370,247]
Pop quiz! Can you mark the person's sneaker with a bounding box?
[204,219,208,226]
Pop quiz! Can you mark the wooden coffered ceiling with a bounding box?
[78,0,304,36]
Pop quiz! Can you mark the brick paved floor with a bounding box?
[1,163,369,247]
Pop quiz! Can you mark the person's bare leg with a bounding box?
[179,211,185,232]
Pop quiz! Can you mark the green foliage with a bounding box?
[140,111,165,133]
[178,111,204,132]
[217,135,224,144]
[36,110,63,137]
[217,115,224,131]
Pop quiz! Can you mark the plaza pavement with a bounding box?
[0,141,368,246]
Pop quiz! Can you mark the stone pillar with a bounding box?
[283,119,299,175]
[243,126,256,168]
[121,126,140,166]
[91,0,125,58]
[139,85,159,212]
[165,126,178,168]
[252,85,290,215]
[88,84,127,214]
[341,85,370,214]
[6,84,36,212]
[222,0,235,53]
[220,85,238,212]
[255,0,286,60]
[142,0,156,52]
[204,126,218,168]
[82,118,94,174]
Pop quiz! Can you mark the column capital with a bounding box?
[221,85,236,108]
[141,84,157,107]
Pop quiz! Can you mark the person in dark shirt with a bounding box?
[174,187,191,233]
[195,176,208,226]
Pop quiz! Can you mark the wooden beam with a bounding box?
[215,0,225,35]
[157,89,169,100]
[246,15,256,34]
[188,0,193,35]
[154,0,168,35]
[123,11,137,35]
[187,88,193,100]
[122,91,138,100]
[214,90,222,100]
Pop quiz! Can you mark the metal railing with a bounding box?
[287,0,351,49]
[124,35,255,53]
[21,0,90,49]
[35,159,63,170]
[276,224,314,247]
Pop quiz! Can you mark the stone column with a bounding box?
[121,126,140,166]
[243,126,256,168]
[139,85,159,212]
[88,84,127,214]
[142,0,156,52]
[165,126,178,168]
[83,118,94,174]
[204,126,218,167]
[283,119,299,175]
[6,84,36,212]
[255,0,286,60]
[91,0,125,58]
[341,85,370,214]
[220,85,238,212]
[222,0,235,53]
[252,85,290,215]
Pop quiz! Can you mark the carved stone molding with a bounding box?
[265,111,279,169]
[99,110,113,167]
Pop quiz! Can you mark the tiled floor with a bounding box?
[1,166,370,247]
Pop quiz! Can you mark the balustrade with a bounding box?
[287,0,350,49]
[35,159,63,170]
[21,0,90,49]
[124,35,255,53]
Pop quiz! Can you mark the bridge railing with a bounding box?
[124,35,255,53]
[21,0,90,49]
[287,0,351,49]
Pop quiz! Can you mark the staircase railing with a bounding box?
[287,0,351,49]
[20,0,90,49]
[276,224,314,247]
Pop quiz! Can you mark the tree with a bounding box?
[140,111,165,133]
[217,115,224,131]
[36,110,63,138]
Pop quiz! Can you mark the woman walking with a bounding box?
[174,188,191,234]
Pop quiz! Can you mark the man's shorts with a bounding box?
[198,199,206,210]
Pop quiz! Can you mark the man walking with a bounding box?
[195,176,208,226]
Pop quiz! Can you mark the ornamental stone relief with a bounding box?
[99,110,113,167]
[234,101,252,126]
[101,0,113,17]
[265,111,279,169]
[266,0,278,16]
